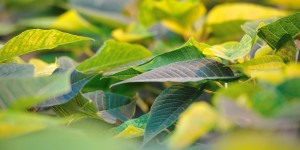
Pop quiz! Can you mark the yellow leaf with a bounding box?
[112,23,152,42]
[284,63,300,78]
[168,102,218,149]
[51,10,100,34]
[207,3,287,25]
[29,59,58,77]
[115,125,144,139]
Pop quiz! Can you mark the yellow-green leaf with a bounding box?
[29,59,58,77]
[168,102,218,149]
[0,29,93,61]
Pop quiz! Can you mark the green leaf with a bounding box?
[257,12,300,50]
[107,46,205,80]
[0,29,93,61]
[111,113,149,138]
[182,38,210,52]
[203,35,252,62]
[0,72,71,110]
[0,63,34,78]
[38,69,95,107]
[76,40,152,73]
[83,91,136,123]
[112,59,235,87]
[143,85,205,144]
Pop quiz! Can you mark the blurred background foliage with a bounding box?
[1,0,300,150]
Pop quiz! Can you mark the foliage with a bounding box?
[0,0,300,150]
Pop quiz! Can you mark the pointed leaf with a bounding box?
[143,85,206,144]
[0,29,93,61]
[76,40,151,72]
[112,59,235,87]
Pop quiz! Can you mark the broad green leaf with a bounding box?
[258,12,300,50]
[0,111,61,138]
[112,59,235,87]
[112,23,153,42]
[112,114,149,139]
[0,63,34,78]
[234,55,285,83]
[139,0,206,36]
[0,72,71,110]
[203,35,252,62]
[57,57,78,70]
[275,34,299,62]
[76,40,152,73]
[107,46,205,80]
[83,91,136,123]
[143,85,205,144]
[0,29,93,61]
[168,102,218,149]
[28,59,58,77]
[38,69,95,107]
[51,9,101,34]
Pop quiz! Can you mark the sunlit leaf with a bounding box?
[112,23,152,42]
[275,34,299,62]
[203,35,252,62]
[234,55,285,83]
[0,29,93,61]
[139,0,206,35]
[77,40,152,73]
[28,59,58,77]
[112,59,236,87]
[168,102,218,149]
[51,9,101,34]
[112,114,149,139]
[143,85,205,144]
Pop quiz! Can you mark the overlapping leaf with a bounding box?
[0,29,93,61]
[258,12,300,49]
[143,85,205,144]
[83,91,136,123]
[112,58,235,87]
[107,46,204,80]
